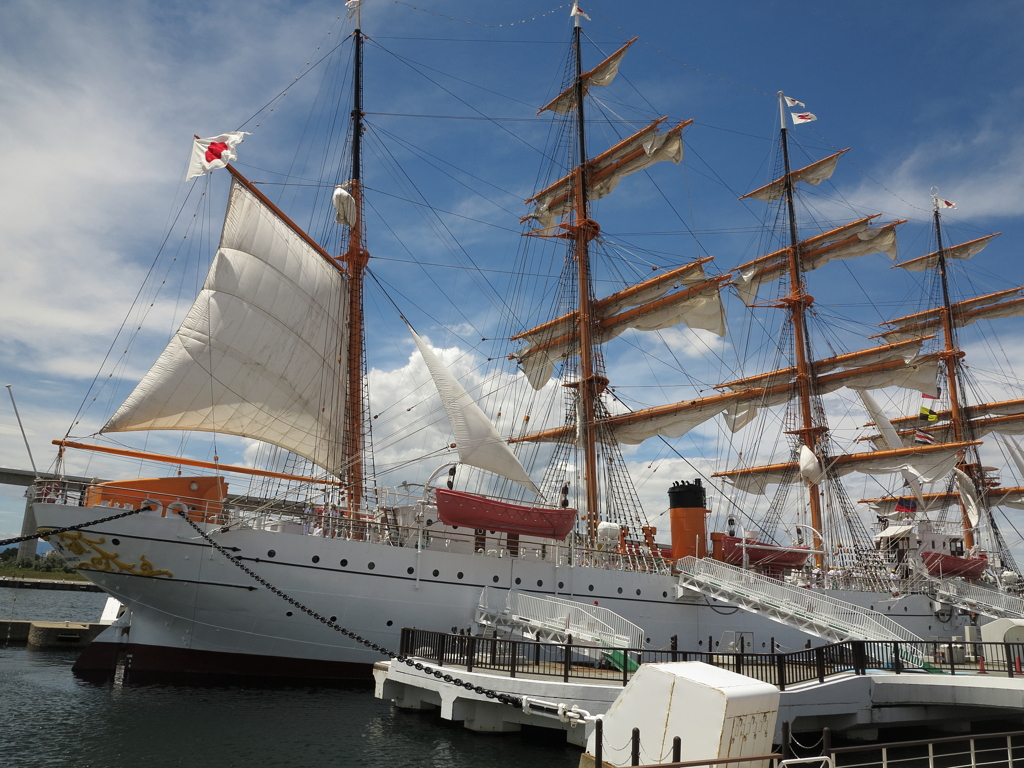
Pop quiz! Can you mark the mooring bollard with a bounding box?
[631,727,640,766]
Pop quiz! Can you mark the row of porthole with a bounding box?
[265,551,668,598]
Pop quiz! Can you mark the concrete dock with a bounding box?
[1,620,107,648]
[0,576,102,592]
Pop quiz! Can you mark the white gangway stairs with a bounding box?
[676,557,925,663]
[475,588,643,649]
[933,579,1024,619]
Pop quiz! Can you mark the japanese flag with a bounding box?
[784,96,805,107]
[791,111,817,124]
[186,132,249,181]
[936,198,957,210]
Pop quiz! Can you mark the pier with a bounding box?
[1,620,107,648]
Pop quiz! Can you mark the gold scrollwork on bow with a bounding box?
[45,530,173,578]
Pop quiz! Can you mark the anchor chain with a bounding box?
[0,505,148,548]
[174,510,523,709]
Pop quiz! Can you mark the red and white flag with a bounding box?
[784,96,805,107]
[571,3,591,20]
[936,198,957,210]
[186,132,249,181]
[791,111,817,125]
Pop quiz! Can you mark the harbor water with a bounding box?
[0,589,579,768]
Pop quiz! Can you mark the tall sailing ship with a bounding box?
[30,5,1015,681]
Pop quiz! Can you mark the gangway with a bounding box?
[676,557,925,663]
[933,579,1024,619]
[474,588,643,665]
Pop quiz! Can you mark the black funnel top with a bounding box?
[668,479,705,509]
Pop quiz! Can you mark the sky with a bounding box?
[3,0,1024,554]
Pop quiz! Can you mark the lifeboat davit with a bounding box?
[434,488,577,539]
[921,550,988,579]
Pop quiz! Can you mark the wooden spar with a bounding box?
[893,233,1001,270]
[716,337,933,391]
[873,296,1024,341]
[735,219,906,291]
[711,440,982,480]
[513,277,728,360]
[889,397,1024,428]
[878,287,1024,328]
[53,440,344,485]
[777,92,825,564]
[860,411,1024,445]
[510,257,714,343]
[526,118,668,205]
[341,25,370,514]
[510,390,752,445]
[739,148,849,201]
[860,485,1024,507]
[536,37,638,115]
[570,22,601,541]
[224,165,341,273]
[732,215,880,273]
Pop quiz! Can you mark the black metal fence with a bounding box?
[826,726,1024,768]
[398,628,1024,690]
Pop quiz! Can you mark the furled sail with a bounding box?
[538,38,637,114]
[739,149,849,202]
[514,262,728,389]
[878,287,1024,343]
[104,178,351,476]
[864,486,1024,516]
[714,442,976,496]
[893,234,999,272]
[410,328,539,494]
[525,119,690,229]
[733,216,903,305]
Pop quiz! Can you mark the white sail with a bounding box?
[740,150,847,202]
[894,234,998,272]
[104,179,351,476]
[410,328,539,494]
[954,468,981,528]
[539,39,636,114]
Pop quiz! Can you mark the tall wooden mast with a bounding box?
[931,193,975,548]
[569,13,603,541]
[342,16,370,512]
[777,92,826,564]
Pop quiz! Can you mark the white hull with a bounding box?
[35,502,969,680]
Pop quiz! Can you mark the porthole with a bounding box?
[662,591,668,598]
[457,572,464,579]
[312,555,320,564]
[588,585,594,592]
[268,550,276,558]
[636,589,641,596]
[492,575,499,583]
[537,580,543,587]
[489,530,496,535]
[452,525,459,530]
[330,616,337,622]
[645,638,651,644]
[189,481,199,491]
[904,607,908,612]
[111,538,121,546]
[762,642,766,648]
[515,577,521,585]
[407,567,415,575]
[340,559,348,567]
[432,569,439,577]
[715,641,720,647]
[286,611,293,617]
[699,640,703,646]
[617,587,623,594]
[387,620,393,626]
[368,562,375,570]
[558,582,564,589]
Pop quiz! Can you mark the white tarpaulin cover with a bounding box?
[332,183,356,226]
[895,234,998,272]
[539,39,635,114]
[104,179,351,475]
[528,125,683,229]
[741,150,847,202]
[410,328,539,494]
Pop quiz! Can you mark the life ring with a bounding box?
[140,498,164,516]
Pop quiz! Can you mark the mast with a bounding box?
[931,192,975,549]
[570,13,602,541]
[342,16,370,513]
[777,92,825,563]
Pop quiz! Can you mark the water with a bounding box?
[0,590,581,768]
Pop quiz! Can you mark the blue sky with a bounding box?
[3,0,1024,549]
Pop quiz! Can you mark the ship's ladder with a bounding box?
[932,578,1024,619]
[676,557,929,669]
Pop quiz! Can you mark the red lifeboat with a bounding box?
[434,488,577,539]
[920,550,988,579]
[717,534,811,569]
